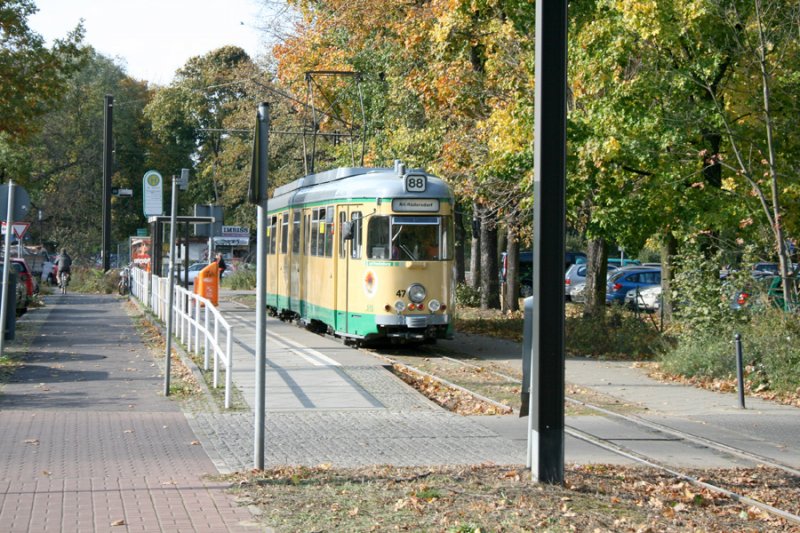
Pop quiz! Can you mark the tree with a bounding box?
[0,0,85,140]
[701,0,799,307]
[24,50,151,257]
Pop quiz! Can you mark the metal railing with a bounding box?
[130,266,234,408]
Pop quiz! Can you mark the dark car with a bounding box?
[606,266,661,304]
[0,262,30,316]
[517,250,587,297]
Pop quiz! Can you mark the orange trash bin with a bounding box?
[193,262,219,306]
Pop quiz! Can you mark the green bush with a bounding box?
[661,307,800,395]
[67,267,119,294]
[566,306,664,359]
[455,283,481,307]
[224,267,256,290]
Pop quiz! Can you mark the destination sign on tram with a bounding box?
[392,198,440,212]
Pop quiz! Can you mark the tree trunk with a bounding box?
[660,231,678,322]
[583,237,608,319]
[454,203,466,284]
[479,204,500,309]
[470,201,481,289]
[504,223,520,313]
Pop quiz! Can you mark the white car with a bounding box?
[625,284,662,311]
[177,263,209,285]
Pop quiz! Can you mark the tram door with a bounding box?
[335,206,353,334]
[289,210,301,312]
[277,212,290,306]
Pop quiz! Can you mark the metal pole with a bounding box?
[164,176,178,396]
[529,0,567,484]
[254,102,270,469]
[735,333,746,409]
[0,182,15,356]
[102,95,113,272]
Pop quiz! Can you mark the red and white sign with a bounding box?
[1,221,30,238]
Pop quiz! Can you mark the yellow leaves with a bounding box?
[721,177,737,192]
[604,137,622,157]
[615,0,660,39]
[482,105,530,155]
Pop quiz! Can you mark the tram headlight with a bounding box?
[407,283,426,303]
[428,299,441,312]
[394,300,406,313]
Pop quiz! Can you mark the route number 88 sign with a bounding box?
[404,173,427,193]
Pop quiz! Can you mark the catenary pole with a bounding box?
[529,0,567,483]
[102,95,113,272]
[164,176,178,396]
[253,103,270,469]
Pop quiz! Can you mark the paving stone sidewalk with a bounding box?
[0,293,262,533]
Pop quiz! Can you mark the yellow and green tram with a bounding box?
[266,161,455,344]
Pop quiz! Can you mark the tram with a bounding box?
[265,161,455,344]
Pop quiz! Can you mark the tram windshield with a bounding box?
[367,215,453,261]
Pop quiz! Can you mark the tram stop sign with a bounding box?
[0,184,31,221]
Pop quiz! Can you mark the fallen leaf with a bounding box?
[110,519,126,526]
[24,439,39,445]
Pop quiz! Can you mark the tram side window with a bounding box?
[324,206,334,257]
[304,213,310,255]
[292,210,301,254]
[268,216,278,254]
[440,215,454,260]
[367,216,390,259]
[311,209,320,256]
[280,212,289,254]
[351,211,362,259]
[339,212,347,259]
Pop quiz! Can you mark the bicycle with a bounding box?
[118,267,130,295]
[58,271,70,295]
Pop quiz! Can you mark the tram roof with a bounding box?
[269,166,453,210]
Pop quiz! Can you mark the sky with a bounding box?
[29,0,270,85]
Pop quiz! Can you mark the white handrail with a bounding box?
[130,266,234,408]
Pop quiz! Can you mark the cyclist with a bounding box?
[56,249,72,292]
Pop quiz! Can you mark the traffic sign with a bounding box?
[1,222,30,238]
[143,170,163,216]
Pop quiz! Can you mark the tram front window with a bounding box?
[367,215,450,261]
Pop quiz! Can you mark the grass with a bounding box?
[456,302,664,359]
[224,464,798,532]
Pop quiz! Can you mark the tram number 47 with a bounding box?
[396,289,406,297]
[404,174,427,193]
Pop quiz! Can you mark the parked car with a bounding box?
[0,263,29,316]
[177,262,209,285]
[2,257,37,299]
[517,250,588,297]
[606,266,662,304]
[570,281,588,303]
[625,284,662,311]
[607,257,641,268]
[564,263,619,300]
[730,275,794,312]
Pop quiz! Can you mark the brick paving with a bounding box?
[0,294,262,532]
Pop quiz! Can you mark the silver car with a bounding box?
[625,284,662,311]
[564,263,618,300]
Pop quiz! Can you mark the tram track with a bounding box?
[215,304,800,526]
[366,346,800,527]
